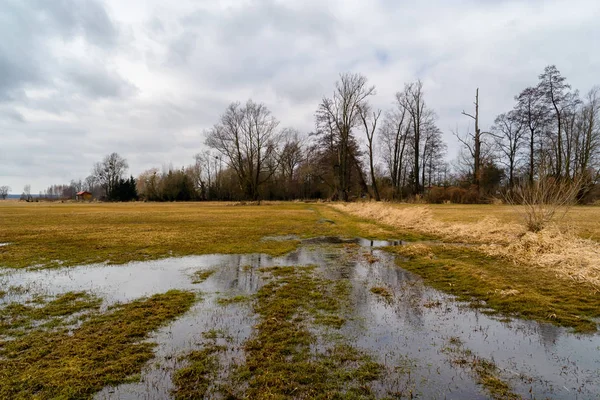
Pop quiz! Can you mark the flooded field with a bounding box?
[1,239,599,399]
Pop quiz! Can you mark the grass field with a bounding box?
[0,201,403,269]
[1,201,599,398]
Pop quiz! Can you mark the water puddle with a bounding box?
[0,243,10,247]
[1,240,599,399]
[303,236,404,247]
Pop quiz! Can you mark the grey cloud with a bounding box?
[0,108,25,123]
[166,31,197,66]
[170,0,340,90]
[2,0,600,192]
[30,0,118,48]
[67,64,138,99]
[0,0,124,105]
[181,0,337,41]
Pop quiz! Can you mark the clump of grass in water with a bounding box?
[443,337,520,400]
[191,268,216,284]
[216,295,252,305]
[370,286,393,300]
[0,290,195,399]
[172,333,227,400]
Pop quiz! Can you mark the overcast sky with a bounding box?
[1,0,599,193]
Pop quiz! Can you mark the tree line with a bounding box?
[11,66,599,204]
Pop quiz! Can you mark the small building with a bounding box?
[76,191,93,201]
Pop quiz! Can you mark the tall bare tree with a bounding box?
[514,86,549,184]
[279,129,304,182]
[380,100,411,198]
[576,87,600,176]
[537,65,579,178]
[492,111,525,188]
[205,100,281,200]
[421,122,446,189]
[456,88,497,193]
[315,73,375,201]
[397,80,433,195]
[359,105,381,201]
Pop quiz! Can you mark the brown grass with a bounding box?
[335,202,600,290]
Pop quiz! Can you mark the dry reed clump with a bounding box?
[485,229,600,289]
[334,203,600,290]
[334,203,522,245]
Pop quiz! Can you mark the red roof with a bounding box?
[76,191,91,195]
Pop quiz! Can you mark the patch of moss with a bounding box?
[392,244,600,332]
[0,290,195,399]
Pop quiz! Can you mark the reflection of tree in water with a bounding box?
[211,254,262,294]
[537,323,560,351]
[390,267,426,329]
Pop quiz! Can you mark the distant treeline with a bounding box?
[12,66,600,204]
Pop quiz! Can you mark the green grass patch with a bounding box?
[392,244,600,332]
[0,290,195,399]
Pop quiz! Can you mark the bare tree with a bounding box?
[514,86,549,184]
[380,101,411,198]
[21,184,32,202]
[575,87,600,177]
[359,104,381,200]
[93,153,129,200]
[279,129,304,181]
[537,65,579,178]
[315,73,375,201]
[397,80,436,195]
[421,123,447,189]
[455,88,498,193]
[492,111,525,188]
[0,186,10,200]
[205,100,281,200]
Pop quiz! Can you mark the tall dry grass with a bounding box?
[334,202,600,290]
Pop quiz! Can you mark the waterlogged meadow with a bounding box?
[1,202,599,399]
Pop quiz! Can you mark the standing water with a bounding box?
[1,240,598,399]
